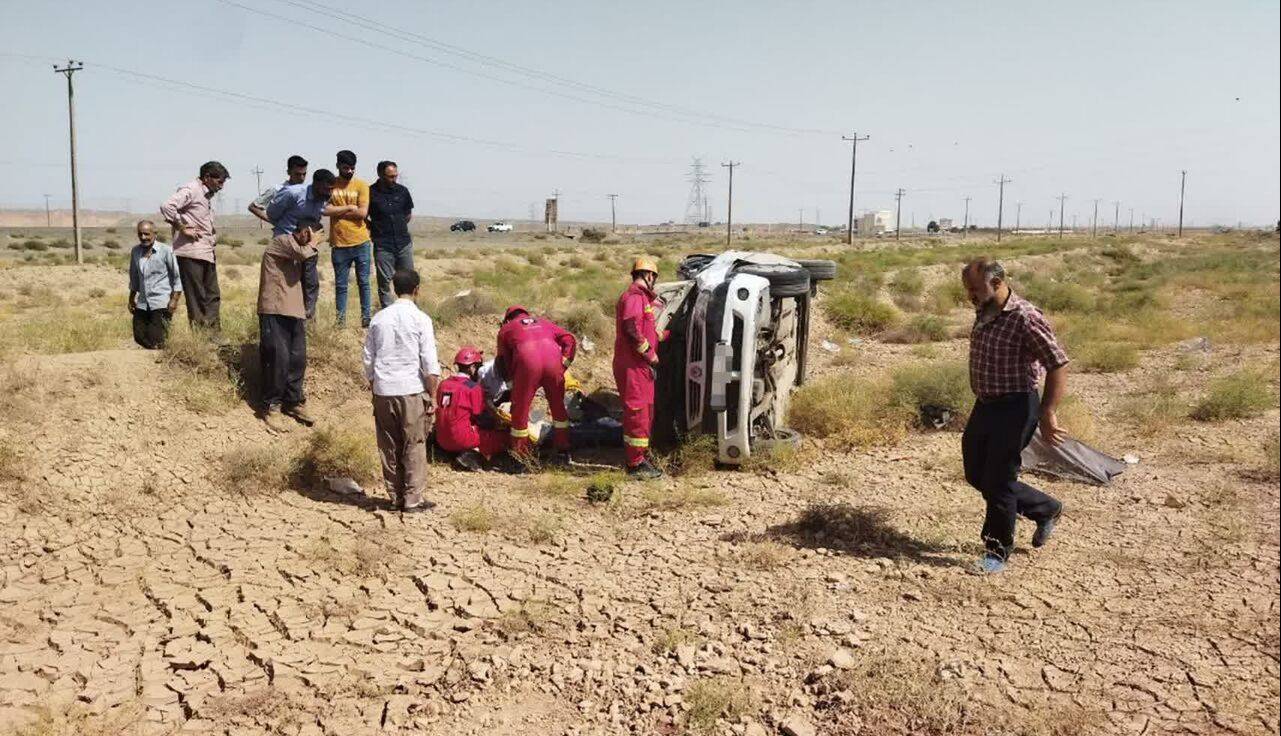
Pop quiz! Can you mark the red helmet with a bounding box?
[503,305,529,323]
[454,346,483,367]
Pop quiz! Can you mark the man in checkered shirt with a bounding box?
[962,259,1070,574]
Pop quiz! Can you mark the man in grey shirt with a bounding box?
[249,155,318,320]
[128,220,183,349]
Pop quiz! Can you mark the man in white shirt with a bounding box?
[362,269,441,512]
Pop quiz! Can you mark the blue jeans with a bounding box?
[331,241,372,323]
[373,239,414,309]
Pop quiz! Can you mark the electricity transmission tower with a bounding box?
[53,60,84,264]
[1178,170,1187,237]
[1112,201,1120,233]
[607,194,619,232]
[683,158,711,225]
[962,196,971,239]
[1091,199,1100,237]
[1015,201,1023,232]
[1056,194,1069,239]
[250,165,265,229]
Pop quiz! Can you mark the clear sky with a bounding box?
[1,0,1278,227]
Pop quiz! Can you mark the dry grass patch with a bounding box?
[684,676,755,732]
[295,425,380,486]
[526,512,564,544]
[1072,340,1140,373]
[494,599,558,638]
[889,361,972,427]
[161,328,241,413]
[1114,378,1187,436]
[220,443,294,495]
[3,702,147,736]
[733,540,792,570]
[650,626,700,655]
[823,289,901,334]
[451,504,497,533]
[1191,369,1275,421]
[1263,431,1280,482]
[882,313,951,343]
[296,532,394,578]
[1055,395,1097,444]
[639,484,728,512]
[789,374,910,448]
[658,434,718,477]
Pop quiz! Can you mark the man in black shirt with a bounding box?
[367,160,416,310]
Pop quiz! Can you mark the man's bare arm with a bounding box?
[1039,365,1069,445]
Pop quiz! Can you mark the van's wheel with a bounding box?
[733,263,811,297]
[753,427,802,455]
[796,259,838,281]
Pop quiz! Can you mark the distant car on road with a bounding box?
[813,228,828,235]
[450,220,475,232]
[487,221,513,233]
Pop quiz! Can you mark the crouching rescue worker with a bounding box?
[436,346,508,471]
[496,305,576,465]
[362,269,440,512]
[614,257,664,480]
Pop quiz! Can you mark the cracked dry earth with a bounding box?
[2,308,1279,735]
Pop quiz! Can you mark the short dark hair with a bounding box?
[286,155,308,169]
[199,161,229,180]
[392,269,420,296]
[336,150,357,167]
[313,169,337,186]
[376,160,397,176]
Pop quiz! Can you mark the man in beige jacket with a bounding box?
[258,219,321,433]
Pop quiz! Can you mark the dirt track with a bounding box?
[0,258,1278,735]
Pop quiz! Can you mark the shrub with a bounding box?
[883,314,949,344]
[429,289,502,326]
[451,505,496,533]
[219,236,245,248]
[105,226,118,234]
[1021,278,1097,312]
[889,361,972,425]
[1264,432,1280,481]
[49,238,73,249]
[1191,370,1274,421]
[550,302,611,340]
[889,269,924,297]
[580,228,606,243]
[525,251,547,267]
[21,240,47,251]
[1114,379,1187,436]
[684,677,753,732]
[824,290,901,334]
[1073,341,1140,373]
[789,374,911,448]
[296,426,380,485]
[102,239,122,250]
[220,444,293,495]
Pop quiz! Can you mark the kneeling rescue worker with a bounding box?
[614,257,664,480]
[497,305,576,464]
[436,346,508,471]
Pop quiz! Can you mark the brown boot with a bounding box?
[262,406,290,434]
[283,403,316,427]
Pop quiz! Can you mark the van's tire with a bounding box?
[796,259,838,282]
[754,427,802,455]
[733,263,811,298]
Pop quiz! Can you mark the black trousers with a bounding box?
[176,256,221,331]
[259,314,306,409]
[961,391,1061,560]
[302,255,319,321]
[132,308,171,349]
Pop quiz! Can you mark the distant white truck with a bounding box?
[487,221,513,233]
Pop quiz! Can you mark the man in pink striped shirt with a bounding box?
[160,161,229,331]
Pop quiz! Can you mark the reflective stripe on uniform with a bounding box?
[509,427,530,438]
[635,340,650,355]
[623,435,649,448]
[552,420,571,429]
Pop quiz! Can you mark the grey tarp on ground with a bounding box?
[1021,430,1128,486]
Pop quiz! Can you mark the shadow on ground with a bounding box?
[748,502,959,567]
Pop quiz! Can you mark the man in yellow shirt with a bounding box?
[329,149,373,327]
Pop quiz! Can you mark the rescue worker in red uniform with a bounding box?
[496,305,576,463]
[435,346,508,471]
[614,257,664,479]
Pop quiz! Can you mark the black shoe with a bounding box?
[493,452,529,475]
[627,460,663,480]
[453,451,483,472]
[1032,505,1063,548]
[548,450,572,468]
[400,501,435,514]
[361,316,371,328]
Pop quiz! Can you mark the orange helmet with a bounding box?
[454,346,483,367]
[631,257,659,276]
[503,305,529,323]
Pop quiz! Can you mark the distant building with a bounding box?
[856,209,897,235]
[938,218,953,230]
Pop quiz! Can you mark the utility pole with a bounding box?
[250,165,265,229]
[43,194,52,227]
[1178,168,1188,235]
[1091,198,1100,238]
[797,208,804,233]
[893,188,905,242]
[1015,201,1023,232]
[961,196,971,239]
[995,174,1012,243]
[53,60,84,264]
[1128,208,1134,232]
[551,188,561,233]
[1056,194,1068,240]
[721,161,739,247]
[607,193,618,232]
[1112,201,1120,233]
[842,132,869,244]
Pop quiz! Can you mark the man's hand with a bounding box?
[179,226,199,240]
[648,354,659,367]
[127,300,136,314]
[562,357,572,370]
[1040,409,1068,446]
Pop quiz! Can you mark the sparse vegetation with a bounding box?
[684,677,754,732]
[639,484,727,512]
[220,443,294,495]
[889,361,972,427]
[1073,340,1140,373]
[451,504,496,532]
[824,290,901,334]
[295,425,380,486]
[1191,369,1275,421]
[789,373,911,448]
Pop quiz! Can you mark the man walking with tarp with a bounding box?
[961,258,1069,574]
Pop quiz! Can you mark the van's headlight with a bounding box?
[727,445,741,458]
[737,288,750,301]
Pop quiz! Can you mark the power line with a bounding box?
[53,59,84,264]
[218,0,837,137]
